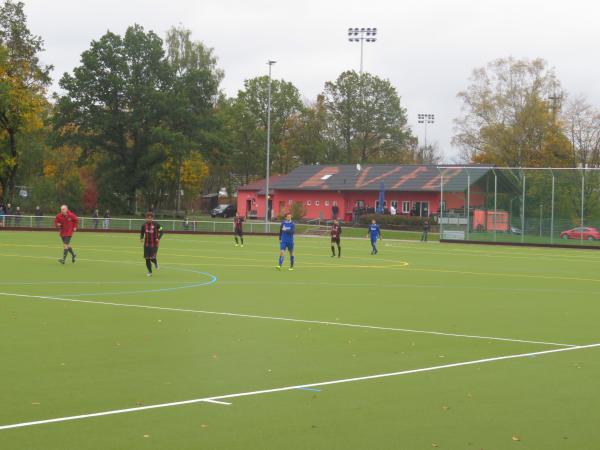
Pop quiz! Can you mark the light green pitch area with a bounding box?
[0,230,599,450]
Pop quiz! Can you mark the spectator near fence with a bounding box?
[14,206,22,226]
[421,218,430,242]
[103,210,110,229]
[92,209,99,229]
[0,203,5,226]
[35,206,42,228]
[5,203,11,226]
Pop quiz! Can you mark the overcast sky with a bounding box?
[25,0,600,161]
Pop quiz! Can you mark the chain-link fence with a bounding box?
[439,167,600,246]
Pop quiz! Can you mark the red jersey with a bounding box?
[54,211,79,237]
[331,223,342,240]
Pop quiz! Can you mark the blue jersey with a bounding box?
[369,224,381,240]
[279,220,295,242]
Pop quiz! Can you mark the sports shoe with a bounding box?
[276,266,281,271]
[147,272,153,277]
[154,262,159,271]
[58,258,65,265]
[235,243,239,247]
[288,267,294,271]
[331,254,335,257]
[241,244,244,248]
[72,254,76,264]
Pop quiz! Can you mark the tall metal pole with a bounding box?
[439,172,444,239]
[493,172,497,242]
[550,174,555,244]
[265,60,276,232]
[466,171,471,240]
[360,37,364,75]
[521,174,526,244]
[581,171,585,244]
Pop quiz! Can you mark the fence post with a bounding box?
[439,171,444,239]
[466,171,471,240]
[213,221,216,233]
[129,219,132,230]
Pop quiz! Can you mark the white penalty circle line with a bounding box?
[0,291,576,348]
[1,342,599,431]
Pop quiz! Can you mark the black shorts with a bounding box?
[144,246,158,259]
[235,229,243,236]
[61,236,72,245]
[331,237,340,245]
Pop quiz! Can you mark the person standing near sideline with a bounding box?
[34,206,42,228]
[140,211,164,277]
[277,212,295,271]
[54,205,78,264]
[330,219,342,258]
[14,206,22,226]
[233,213,245,247]
[421,218,430,242]
[103,209,110,229]
[92,209,99,229]
[367,219,382,255]
[5,203,12,226]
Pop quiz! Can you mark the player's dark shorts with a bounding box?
[144,246,158,259]
[331,237,340,245]
[235,228,243,236]
[61,236,72,245]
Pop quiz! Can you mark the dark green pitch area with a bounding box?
[1,231,599,450]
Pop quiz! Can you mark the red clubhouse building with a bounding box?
[236,164,490,222]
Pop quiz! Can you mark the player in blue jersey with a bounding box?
[277,212,295,271]
[367,219,382,255]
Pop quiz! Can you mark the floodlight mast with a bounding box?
[417,113,435,148]
[265,60,276,230]
[347,27,377,74]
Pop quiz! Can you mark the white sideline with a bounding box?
[1,342,599,431]
[0,291,576,348]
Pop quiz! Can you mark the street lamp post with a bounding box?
[417,113,435,149]
[264,60,276,232]
[347,27,377,74]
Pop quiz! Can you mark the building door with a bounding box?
[279,200,285,215]
[246,199,252,217]
[422,201,429,217]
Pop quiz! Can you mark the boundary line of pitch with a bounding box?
[1,342,599,431]
[0,291,576,348]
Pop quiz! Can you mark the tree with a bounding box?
[236,76,304,174]
[323,71,415,163]
[562,96,600,167]
[453,57,571,166]
[0,0,50,202]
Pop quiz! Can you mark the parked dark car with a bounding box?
[560,226,600,241]
[210,204,237,218]
[509,226,522,235]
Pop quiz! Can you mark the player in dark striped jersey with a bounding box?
[234,214,245,247]
[330,219,342,258]
[140,211,164,276]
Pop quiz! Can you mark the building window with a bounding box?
[288,199,293,205]
[391,200,398,209]
[307,200,312,206]
[402,201,410,214]
[315,200,320,206]
[356,200,365,208]
[325,200,329,207]
[332,200,338,207]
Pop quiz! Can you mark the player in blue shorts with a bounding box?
[277,212,295,271]
[367,219,382,255]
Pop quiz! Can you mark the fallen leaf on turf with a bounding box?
[432,443,439,447]
[143,435,150,438]
[442,405,450,411]
[31,402,40,405]
[201,424,208,428]
[512,435,521,441]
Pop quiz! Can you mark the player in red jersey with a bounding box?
[140,211,164,277]
[54,205,79,264]
[234,214,245,247]
[330,219,342,258]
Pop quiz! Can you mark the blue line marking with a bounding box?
[297,387,321,392]
[59,266,218,297]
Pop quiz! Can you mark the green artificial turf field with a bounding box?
[1,230,599,450]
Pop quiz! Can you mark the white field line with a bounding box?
[0,291,576,348]
[1,342,599,431]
